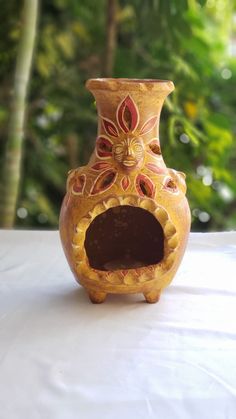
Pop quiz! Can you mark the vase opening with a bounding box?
[86,78,174,93]
[84,206,164,271]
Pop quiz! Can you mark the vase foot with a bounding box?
[88,290,107,304]
[144,289,161,304]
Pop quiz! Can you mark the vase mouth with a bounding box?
[86,78,174,93]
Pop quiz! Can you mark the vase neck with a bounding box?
[86,79,174,143]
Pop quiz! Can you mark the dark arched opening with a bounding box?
[84,206,164,271]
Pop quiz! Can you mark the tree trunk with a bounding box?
[103,0,118,77]
[0,0,38,228]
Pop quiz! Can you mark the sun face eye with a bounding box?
[134,144,143,153]
[114,145,124,154]
[113,143,124,162]
[131,138,143,157]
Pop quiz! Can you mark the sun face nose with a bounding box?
[122,147,136,167]
[125,145,134,158]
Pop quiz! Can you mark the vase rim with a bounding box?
[86,78,174,93]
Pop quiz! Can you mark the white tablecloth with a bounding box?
[0,230,236,419]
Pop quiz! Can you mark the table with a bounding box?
[0,230,236,419]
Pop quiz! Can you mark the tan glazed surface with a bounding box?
[59,78,191,303]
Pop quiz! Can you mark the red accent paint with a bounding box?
[72,174,86,194]
[117,95,139,133]
[121,175,130,191]
[163,177,178,193]
[90,169,117,195]
[91,162,112,171]
[96,136,113,158]
[121,270,128,276]
[102,118,119,137]
[148,139,161,156]
[136,173,155,199]
[140,115,158,135]
[146,163,166,175]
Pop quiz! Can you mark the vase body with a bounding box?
[59,78,191,303]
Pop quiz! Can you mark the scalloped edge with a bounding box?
[72,195,179,285]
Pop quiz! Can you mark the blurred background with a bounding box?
[0,0,236,231]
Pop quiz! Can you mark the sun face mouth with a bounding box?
[122,159,137,167]
[72,196,179,286]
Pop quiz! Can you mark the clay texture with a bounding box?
[59,78,191,303]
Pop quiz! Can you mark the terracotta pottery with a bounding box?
[59,78,191,303]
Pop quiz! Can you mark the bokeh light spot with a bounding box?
[218,185,234,202]
[202,173,213,186]
[221,68,232,80]
[17,207,28,219]
[179,133,190,144]
[192,208,200,217]
[38,213,48,223]
[198,211,210,223]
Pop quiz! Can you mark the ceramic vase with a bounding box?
[59,78,191,303]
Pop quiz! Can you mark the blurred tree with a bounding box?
[103,0,118,76]
[0,0,38,227]
[0,0,235,230]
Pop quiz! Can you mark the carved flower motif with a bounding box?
[97,94,158,171]
[90,95,164,197]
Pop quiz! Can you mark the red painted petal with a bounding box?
[72,174,86,195]
[163,177,178,193]
[96,136,113,158]
[135,173,155,199]
[146,163,166,175]
[102,118,119,137]
[140,115,158,135]
[91,162,112,171]
[121,269,128,276]
[90,169,117,195]
[116,95,139,133]
[148,139,162,156]
[121,175,130,191]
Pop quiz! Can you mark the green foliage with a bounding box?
[0,0,236,230]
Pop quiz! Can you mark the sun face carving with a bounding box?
[96,94,158,172]
[113,137,144,170]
